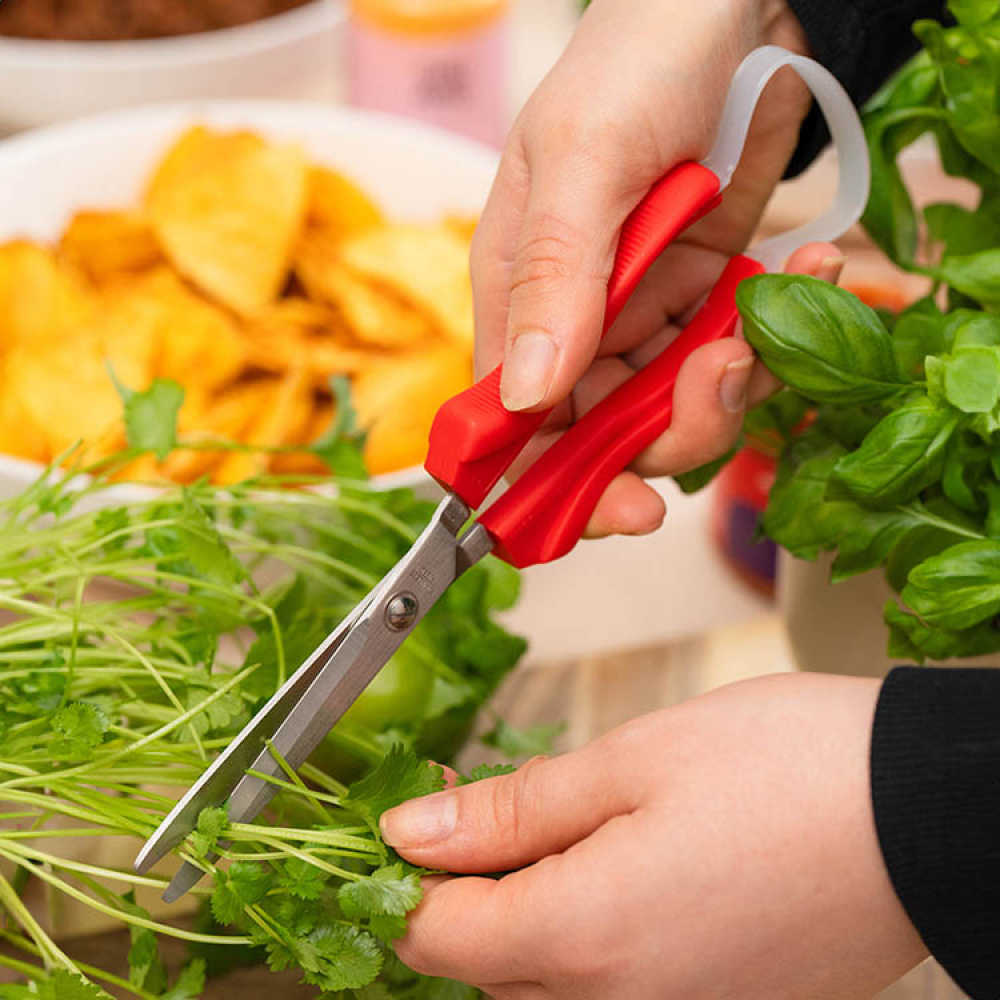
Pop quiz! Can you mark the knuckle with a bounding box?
[479,756,549,842]
[509,225,580,299]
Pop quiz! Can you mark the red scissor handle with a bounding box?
[480,253,765,567]
[425,160,723,508]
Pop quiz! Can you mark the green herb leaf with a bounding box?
[311,376,369,481]
[111,373,185,461]
[343,746,445,827]
[829,396,960,507]
[948,0,1000,26]
[159,960,207,1000]
[933,250,1000,307]
[50,702,109,761]
[338,863,423,919]
[902,539,1000,629]
[211,861,271,924]
[302,925,383,991]
[891,296,949,377]
[925,198,1000,257]
[953,313,1000,351]
[481,557,522,612]
[279,856,330,901]
[0,972,112,1000]
[737,275,908,403]
[458,763,518,784]
[190,805,228,859]
[940,346,1000,412]
[481,719,564,759]
[673,445,739,495]
[760,434,853,560]
[916,17,1000,173]
[121,891,167,994]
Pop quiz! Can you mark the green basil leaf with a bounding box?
[861,51,942,265]
[861,109,936,265]
[760,434,853,559]
[673,444,739,495]
[737,275,908,404]
[743,391,810,441]
[891,296,949,377]
[831,507,928,582]
[925,198,1000,257]
[985,482,1000,536]
[948,0,1000,27]
[953,313,1000,350]
[942,433,989,509]
[886,519,976,592]
[829,396,960,507]
[916,18,1000,173]
[885,599,1000,662]
[941,346,1000,412]
[901,539,1000,629]
[933,250,1000,307]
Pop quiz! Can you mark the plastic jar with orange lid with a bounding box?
[348,0,510,147]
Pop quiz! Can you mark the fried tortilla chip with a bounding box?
[337,224,474,350]
[353,346,472,475]
[127,268,246,390]
[295,230,434,349]
[0,242,95,348]
[0,126,482,482]
[307,166,383,232]
[2,335,148,462]
[145,126,308,316]
[59,210,162,283]
[214,368,313,484]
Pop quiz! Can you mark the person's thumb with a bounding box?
[498,159,647,413]
[380,748,638,873]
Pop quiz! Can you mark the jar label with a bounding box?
[348,16,507,147]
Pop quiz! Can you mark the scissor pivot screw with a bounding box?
[386,593,419,631]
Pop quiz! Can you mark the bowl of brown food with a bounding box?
[0,0,345,135]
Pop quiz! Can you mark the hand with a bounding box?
[473,0,839,538]
[382,674,928,1000]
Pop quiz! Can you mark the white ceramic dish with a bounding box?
[0,0,346,136]
[0,99,501,496]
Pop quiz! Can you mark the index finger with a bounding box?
[395,813,642,987]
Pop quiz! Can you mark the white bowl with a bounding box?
[0,99,501,496]
[0,0,347,136]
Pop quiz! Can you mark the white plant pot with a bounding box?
[777,550,1000,676]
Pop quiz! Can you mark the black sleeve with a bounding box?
[871,666,1000,999]
[783,0,949,176]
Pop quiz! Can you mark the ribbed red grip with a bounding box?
[424,161,723,508]
[480,254,766,567]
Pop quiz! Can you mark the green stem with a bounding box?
[0,852,250,946]
[0,869,77,974]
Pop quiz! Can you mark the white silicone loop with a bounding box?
[701,45,870,271]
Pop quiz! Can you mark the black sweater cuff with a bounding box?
[783,1,949,176]
[872,666,1000,999]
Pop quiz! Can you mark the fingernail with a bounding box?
[501,332,557,411]
[719,356,754,413]
[380,793,457,849]
[819,254,848,273]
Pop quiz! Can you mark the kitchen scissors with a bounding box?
[135,44,870,901]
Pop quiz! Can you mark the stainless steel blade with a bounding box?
[134,599,368,875]
[139,492,493,901]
